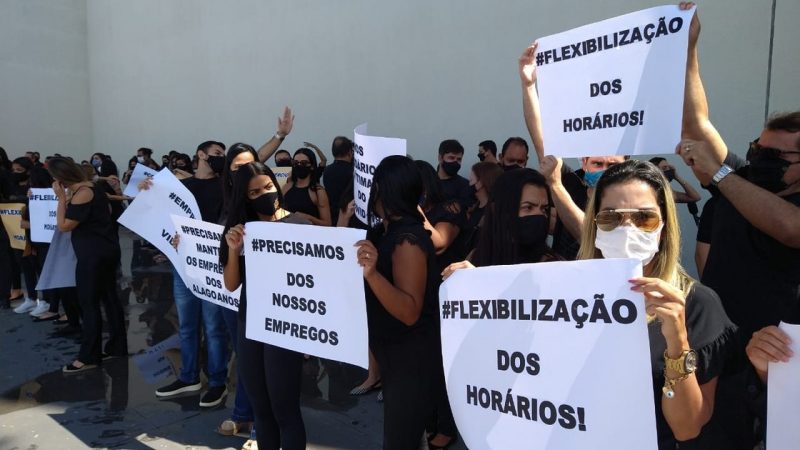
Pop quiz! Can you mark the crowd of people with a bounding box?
[0,3,798,450]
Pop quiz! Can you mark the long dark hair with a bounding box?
[290,147,320,186]
[473,168,553,266]
[99,159,119,177]
[0,147,10,171]
[29,167,54,188]
[414,160,445,211]
[222,143,259,209]
[367,155,424,226]
[219,161,283,266]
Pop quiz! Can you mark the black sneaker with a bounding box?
[155,379,202,397]
[199,385,228,408]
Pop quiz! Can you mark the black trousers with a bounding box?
[237,317,306,450]
[372,329,437,450]
[75,250,127,364]
[0,231,11,302]
[428,331,457,437]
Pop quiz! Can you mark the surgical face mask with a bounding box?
[92,159,102,169]
[442,161,461,177]
[251,191,279,216]
[583,170,605,188]
[515,214,549,247]
[207,155,226,174]
[137,156,146,164]
[748,151,796,193]
[594,223,663,266]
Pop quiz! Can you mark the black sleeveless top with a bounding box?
[284,185,320,219]
[365,216,439,344]
[65,184,119,258]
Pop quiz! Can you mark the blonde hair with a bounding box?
[576,160,694,296]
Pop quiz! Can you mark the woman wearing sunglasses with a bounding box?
[577,159,735,448]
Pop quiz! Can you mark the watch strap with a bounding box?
[711,164,733,186]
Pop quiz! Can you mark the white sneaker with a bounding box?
[13,298,36,314]
[29,301,51,317]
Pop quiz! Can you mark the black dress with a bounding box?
[283,185,320,219]
[649,282,736,449]
[366,216,440,449]
[66,184,127,363]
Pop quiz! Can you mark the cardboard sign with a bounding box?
[0,203,26,250]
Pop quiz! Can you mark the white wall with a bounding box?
[0,0,92,159]
[2,1,797,273]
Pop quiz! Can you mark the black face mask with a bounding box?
[276,159,292,167]
[12,172,28,184]
[663,169,676,182]
[477,153,486,162]
[292,164,312,179]
[442,161,461,177]
[251,191,279,216]
[503,164,522,172]
[748,152,795,193]
[515,214,549,247]
[207,155,226,174]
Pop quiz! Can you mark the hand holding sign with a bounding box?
[746,325,793,382]
[630,277,688,350]
[225,224,245,252]
[355,239,378,278]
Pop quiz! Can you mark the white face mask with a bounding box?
[594,224,663,266]
[137,156,145,164]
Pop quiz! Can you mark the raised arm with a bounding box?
[519,43,546,163]
[257,106,294,163]
[304,141,328,168]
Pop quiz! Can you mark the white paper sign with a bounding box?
[353,124,407,224]
[244,221,368,369]
[123,163,160,198]
[272,166,292,187]
[170,214,241,311]
[117,169,200,269]
[28,188,59,243]
[536,5,695,157]
[439,259,656,450]
[132,334,181,384]
[767,322,800,450]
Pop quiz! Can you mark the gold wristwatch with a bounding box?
[663,349,698,375]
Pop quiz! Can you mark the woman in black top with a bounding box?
[0,147,14,309]
[50,158,127,373]
[355,155,439,449]
[458,161,503,258]
[577,160,735,448]
[442,168,558,279]
[221,162,309,450]
[282,147,331,226]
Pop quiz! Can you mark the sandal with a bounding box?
[349,378,382,395]
[241,439,258,450]
[63,361,98,374]
[217,419,253,437]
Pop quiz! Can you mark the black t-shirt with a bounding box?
[182,177,224,223]
[425,200,465,273]
[552,164,588,261]
[701,155,800,338]
[322,160,353,225]
[440,174,472,210]
[365,217,439,343]
[65,184,120,258]
[649,282,736,449]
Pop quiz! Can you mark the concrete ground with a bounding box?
[1,230,470,449]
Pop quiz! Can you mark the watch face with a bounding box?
[684,350,698,372]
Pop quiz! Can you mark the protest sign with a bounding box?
[171,214,241,311]
[132,334,181,384]
[439,259,656,450]
[272,166,292,187]
[243,221,368,368]
[535,5,695,157]
[28,188,59,243]
[123,163,160,198]
[118,169,200,269]
[36,230,76,290]
[353,124,407,225]
[767,322,800,450]
[0,203,26,250]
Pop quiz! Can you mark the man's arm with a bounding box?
[257,106,294,163]
[540,156,584,239]
[519,43,545,163]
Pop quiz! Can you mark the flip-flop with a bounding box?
[349,379,382,395]
[34,314,59,322]
[63,362,98,374]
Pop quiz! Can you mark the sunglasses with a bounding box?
[595,209,661,232]
[748,139,800,159]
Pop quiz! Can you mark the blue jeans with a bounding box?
[173,269,229,387]
[222,307,254,422]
